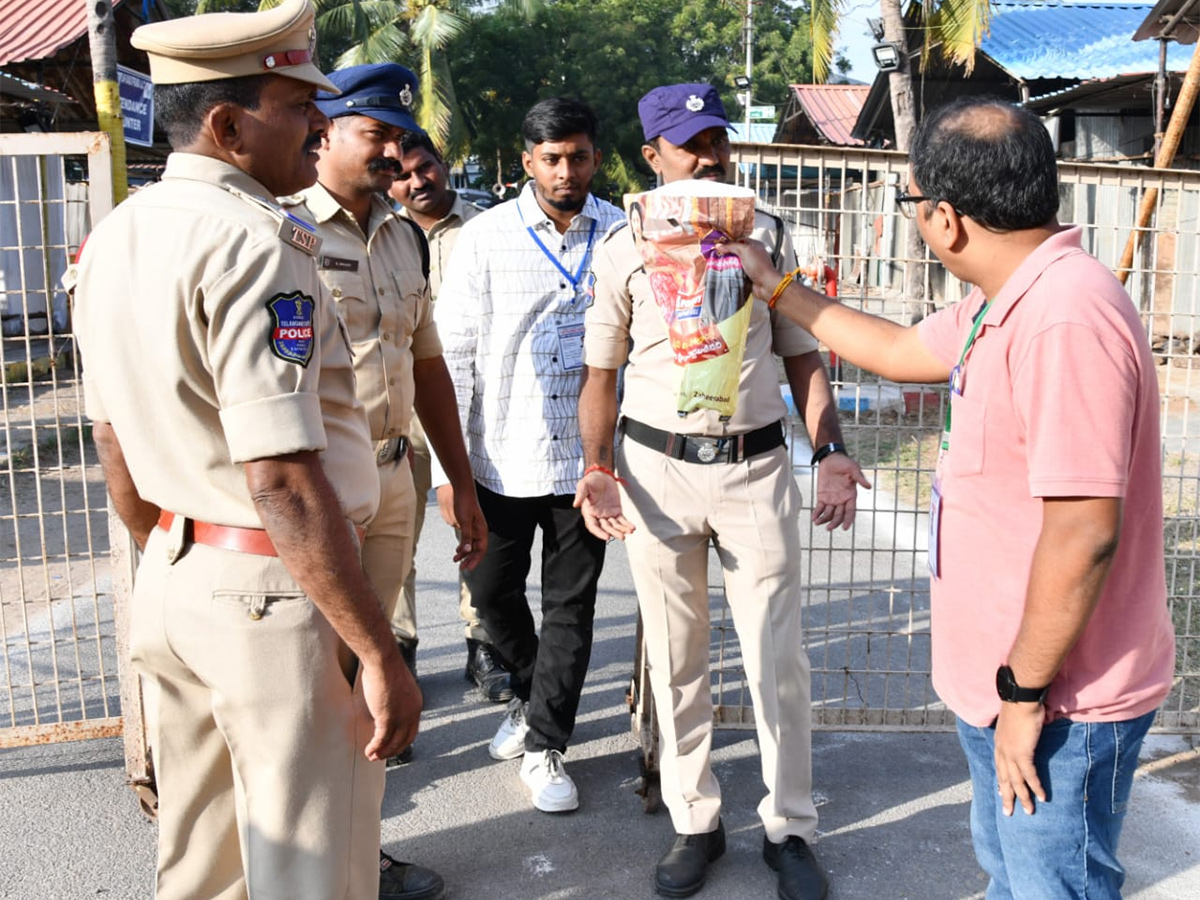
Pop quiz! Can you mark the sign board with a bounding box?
[117,65,154,148]
[748,105,777,121]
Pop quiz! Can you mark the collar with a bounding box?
[516,181,598,233]
[162,152,276,202]
[299,181,396,237]
[397,191,467,229]
[981,226,1084,328]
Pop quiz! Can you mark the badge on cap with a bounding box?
[399,84,413,108]
[267,291,316,367]
[685,95,704,112]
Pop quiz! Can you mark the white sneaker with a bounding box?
[520,749,579,813]
[488,698,529,760]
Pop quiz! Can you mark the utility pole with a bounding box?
[743,0,754,136]
[86,0,128,204]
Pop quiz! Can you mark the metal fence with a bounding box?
[0,135,1195,784]
[0,133,147,771]
[713,142,1200,733]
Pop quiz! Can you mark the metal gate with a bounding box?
[703,142,1200,734]
[0,132,147,784]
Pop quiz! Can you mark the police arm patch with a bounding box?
[266,291,316,367]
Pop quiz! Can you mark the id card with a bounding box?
[928,477,942,579]
[557,321,585,371]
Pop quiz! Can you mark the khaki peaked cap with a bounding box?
[131,0,337,92]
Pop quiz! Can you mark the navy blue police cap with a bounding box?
[315,62,424,134]
[638,83,730,146]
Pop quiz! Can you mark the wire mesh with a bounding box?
[0,134,121,745]
[700,143,1200,733]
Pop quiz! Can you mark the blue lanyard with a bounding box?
[518,203,598,297]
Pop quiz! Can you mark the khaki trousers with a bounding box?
[616,438,818,843]
[393,414,490,644]
[365,452,418,642]
[132,525,384,900]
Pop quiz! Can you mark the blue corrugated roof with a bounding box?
[983,1,1194,80]
[728,122,777,143]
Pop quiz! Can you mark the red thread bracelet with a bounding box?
[583,463,627,485]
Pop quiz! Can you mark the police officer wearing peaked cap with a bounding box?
[73,2,420,898]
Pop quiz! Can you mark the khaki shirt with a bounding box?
[585,210,818,435]
[74,153,378,527]
[399,192,483,299]
[288,184,441,441]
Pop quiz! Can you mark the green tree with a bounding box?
[449,0,821,198]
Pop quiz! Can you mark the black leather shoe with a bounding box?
[763,835,828,900]
[654,820,725,898]
[379,850,444,900]
[465,639,514,702]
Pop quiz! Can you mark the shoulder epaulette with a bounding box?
[599,220,629,245]
[224,185,322,257]
[394,214,431,281]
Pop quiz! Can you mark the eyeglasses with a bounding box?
[895,191,965,220]
[895,191,931,219]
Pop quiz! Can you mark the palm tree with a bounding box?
[255,0,540,156]
[811,0,992,151]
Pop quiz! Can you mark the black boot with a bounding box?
[763,835,828,900]
[654,819,725,898]
[379,850,444,900]
[465,638,514,702]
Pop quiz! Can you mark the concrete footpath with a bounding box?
[2,506,1197,899]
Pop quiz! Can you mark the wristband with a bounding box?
[767,268,801,309]
[810,442,846,466]
[583,463,627,486]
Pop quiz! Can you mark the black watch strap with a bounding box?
[996,665,1049,704]
[810,442,846,466]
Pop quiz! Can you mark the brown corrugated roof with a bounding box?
[0,0,130,66]
[790,84,870,146]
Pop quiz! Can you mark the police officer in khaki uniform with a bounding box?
[389,130,512,702]
[281,63,484,900]
[286,64,487,678]
[72,3,419,898]
[576,84,869,900]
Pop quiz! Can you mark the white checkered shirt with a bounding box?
[432,183,624,497]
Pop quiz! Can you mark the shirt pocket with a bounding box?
[947,390,986,477]
[322,271,378,341]
[390,267,425,342]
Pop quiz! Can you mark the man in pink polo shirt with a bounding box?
[724,97,1175,899]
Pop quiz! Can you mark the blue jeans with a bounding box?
[956,710,1155,900]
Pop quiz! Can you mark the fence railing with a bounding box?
[722,142,1199,733]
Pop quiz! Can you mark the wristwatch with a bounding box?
[810,442,846,466]
[995,665,1049,704]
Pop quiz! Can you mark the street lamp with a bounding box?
[871,42,904,73]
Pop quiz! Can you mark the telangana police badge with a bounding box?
[267,291,315,367]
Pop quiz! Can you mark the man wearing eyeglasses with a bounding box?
[724,97,1175,900]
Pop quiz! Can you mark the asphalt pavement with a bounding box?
[2,485,1197,900]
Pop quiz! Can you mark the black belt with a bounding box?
[621,418,785,465]
[375,436,409,466]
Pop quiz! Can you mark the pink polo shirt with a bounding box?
[918,226,1175,727]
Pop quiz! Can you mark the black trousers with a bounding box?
[465,483,606,753]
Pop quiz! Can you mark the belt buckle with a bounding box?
[695,438,719,463]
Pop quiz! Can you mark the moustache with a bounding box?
[303,134,323,153]
[368,158,402,175]
[694,165,725,179]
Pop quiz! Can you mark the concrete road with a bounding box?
[2,490,1197,899]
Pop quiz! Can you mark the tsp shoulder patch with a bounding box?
[266,291,316,367]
